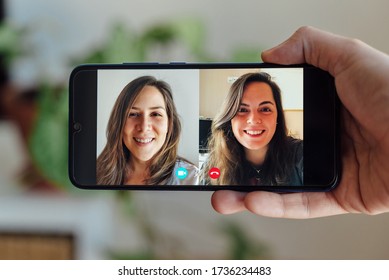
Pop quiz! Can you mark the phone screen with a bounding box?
[70,63,339,191]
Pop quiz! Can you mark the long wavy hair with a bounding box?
[97,76,181,185]
[200,72,299,185]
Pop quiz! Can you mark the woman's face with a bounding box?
[122,85,169,163]
[231,82,278,154]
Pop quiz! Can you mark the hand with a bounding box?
[211,26,389,218]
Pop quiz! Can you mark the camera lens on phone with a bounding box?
[73,122,82,132]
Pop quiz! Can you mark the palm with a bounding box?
[331,107,389,215]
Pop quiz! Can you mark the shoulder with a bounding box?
[287,137,303,185]
[168,158,199,185]
[287,136,303,147]
[287,137,303,158]
[175,158,199,173]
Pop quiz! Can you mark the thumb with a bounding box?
[261,29,306,65]
[261,26,347,75]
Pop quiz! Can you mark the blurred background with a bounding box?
[1,0,389,259]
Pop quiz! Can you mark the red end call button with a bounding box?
[209,167,220,179]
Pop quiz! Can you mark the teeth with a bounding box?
[245,130,264,135]
[134,138,153,144]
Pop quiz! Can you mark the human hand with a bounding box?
[211,26,389,218]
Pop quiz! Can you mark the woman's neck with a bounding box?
[125,158,150,185]
[244,146,268,167]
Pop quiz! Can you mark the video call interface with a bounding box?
[97,68,303,185]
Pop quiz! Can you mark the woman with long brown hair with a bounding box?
[200,72,303,186]
[97,76,198,185]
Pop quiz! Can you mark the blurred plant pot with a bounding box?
[1,83,70,192]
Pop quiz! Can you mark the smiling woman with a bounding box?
[200,72,303,186]
[231,82,278,165]
[123,86,168,162]
[96,76,198,186]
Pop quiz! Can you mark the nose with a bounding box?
[246,111,262,124]
[136,115,151,131]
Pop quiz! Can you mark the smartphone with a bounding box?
[69,63,340,192]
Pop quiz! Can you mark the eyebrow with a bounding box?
[240,101,275,107]
[131,106,166,111]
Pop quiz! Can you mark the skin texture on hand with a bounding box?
[211,26,389,218]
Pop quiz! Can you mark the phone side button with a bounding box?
[122,62,160,65]
[169,61,186,65]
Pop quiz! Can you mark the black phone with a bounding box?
[69,63,340,192]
